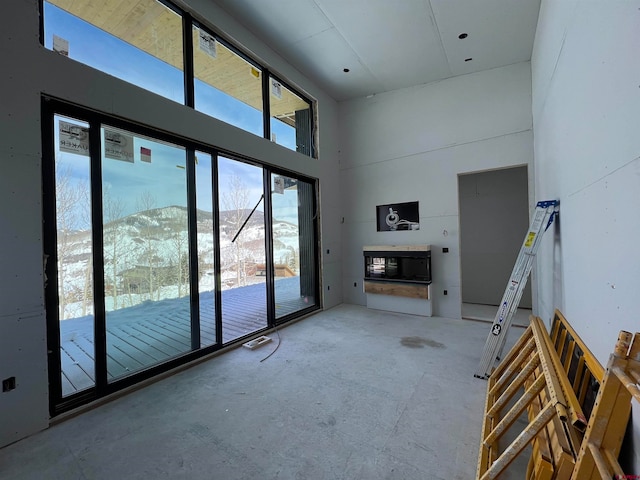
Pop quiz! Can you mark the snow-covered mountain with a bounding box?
[55,205,299,319]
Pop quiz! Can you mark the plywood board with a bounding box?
[364,281,429,299]
[363,245,430,252]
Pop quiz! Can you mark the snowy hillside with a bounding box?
[56,206,300,320]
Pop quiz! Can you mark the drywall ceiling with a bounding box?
[213,0,541,101]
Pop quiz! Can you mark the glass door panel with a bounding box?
[101,125,191,380]
[217,157,267,343]
[195,151,216,347]
[54,115,96,397]
[271,174,317,319]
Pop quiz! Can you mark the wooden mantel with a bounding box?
[363,244,430,252]
[363,281,429,299]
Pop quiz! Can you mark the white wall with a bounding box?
[0,0,340,447]
[532,0,640,470]
[339,62,534,318]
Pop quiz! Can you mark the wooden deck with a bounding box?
[59,277,312,396]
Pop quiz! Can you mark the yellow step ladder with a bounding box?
[571,330,640,479]
[476,316,585,479]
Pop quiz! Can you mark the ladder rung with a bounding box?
[480,402,556,480]
[490,325,534,381]
[484,374,546,447]
[489,335,536,396]
[604,447,625,478]
[533,315,588,429]
[487,352,540,418]
[587,442,613,479]
[612,365,640,401]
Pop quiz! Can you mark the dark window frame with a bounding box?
[39,0,316,158]
[42,96,321,416]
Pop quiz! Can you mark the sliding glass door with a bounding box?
[271,174,317,320]
[195,151,217,347]
[52,114,96,397]
[217,157,267,343]
[44,99,319,414]
[101,126,192,381]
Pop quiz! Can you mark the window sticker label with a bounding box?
[53,35,69,56]
[104,129,134,163]
[524,232,536,248]
[140,147,152,163]
[271,79,282,99]
[198,30,217,58]
[59,121,89,157]
[274,176,285,194]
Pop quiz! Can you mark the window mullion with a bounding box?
[89,119,108,394]
[183,12,195,108]
[262,68,271,142]
[186,148,200,349]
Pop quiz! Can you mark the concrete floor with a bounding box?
[462,302,532,328]
[0,304,527,480]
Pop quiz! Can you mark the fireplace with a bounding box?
[363,246,431,285]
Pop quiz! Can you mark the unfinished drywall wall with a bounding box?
[459,166,531,308]
[532,0,640,471]
[339,62,534,318]
[0,0,340,447]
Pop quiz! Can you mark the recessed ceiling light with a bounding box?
[343,68,350,73]
[465,58,473,62]
[458,33,468,39]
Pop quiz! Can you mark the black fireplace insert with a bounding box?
[363,249,431,285]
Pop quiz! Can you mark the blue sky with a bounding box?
[55,117,191,219]
[43,2,296,150]
[55,116,269,220]
[46,2,302,222]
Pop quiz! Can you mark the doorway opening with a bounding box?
[458,166,530,326]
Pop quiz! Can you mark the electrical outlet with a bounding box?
[327,285,330,291]
[443,247,449,253]
[443,290,448,296]
[242,336,272,350]
[354,282,357,287]
[2,377,16,392]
